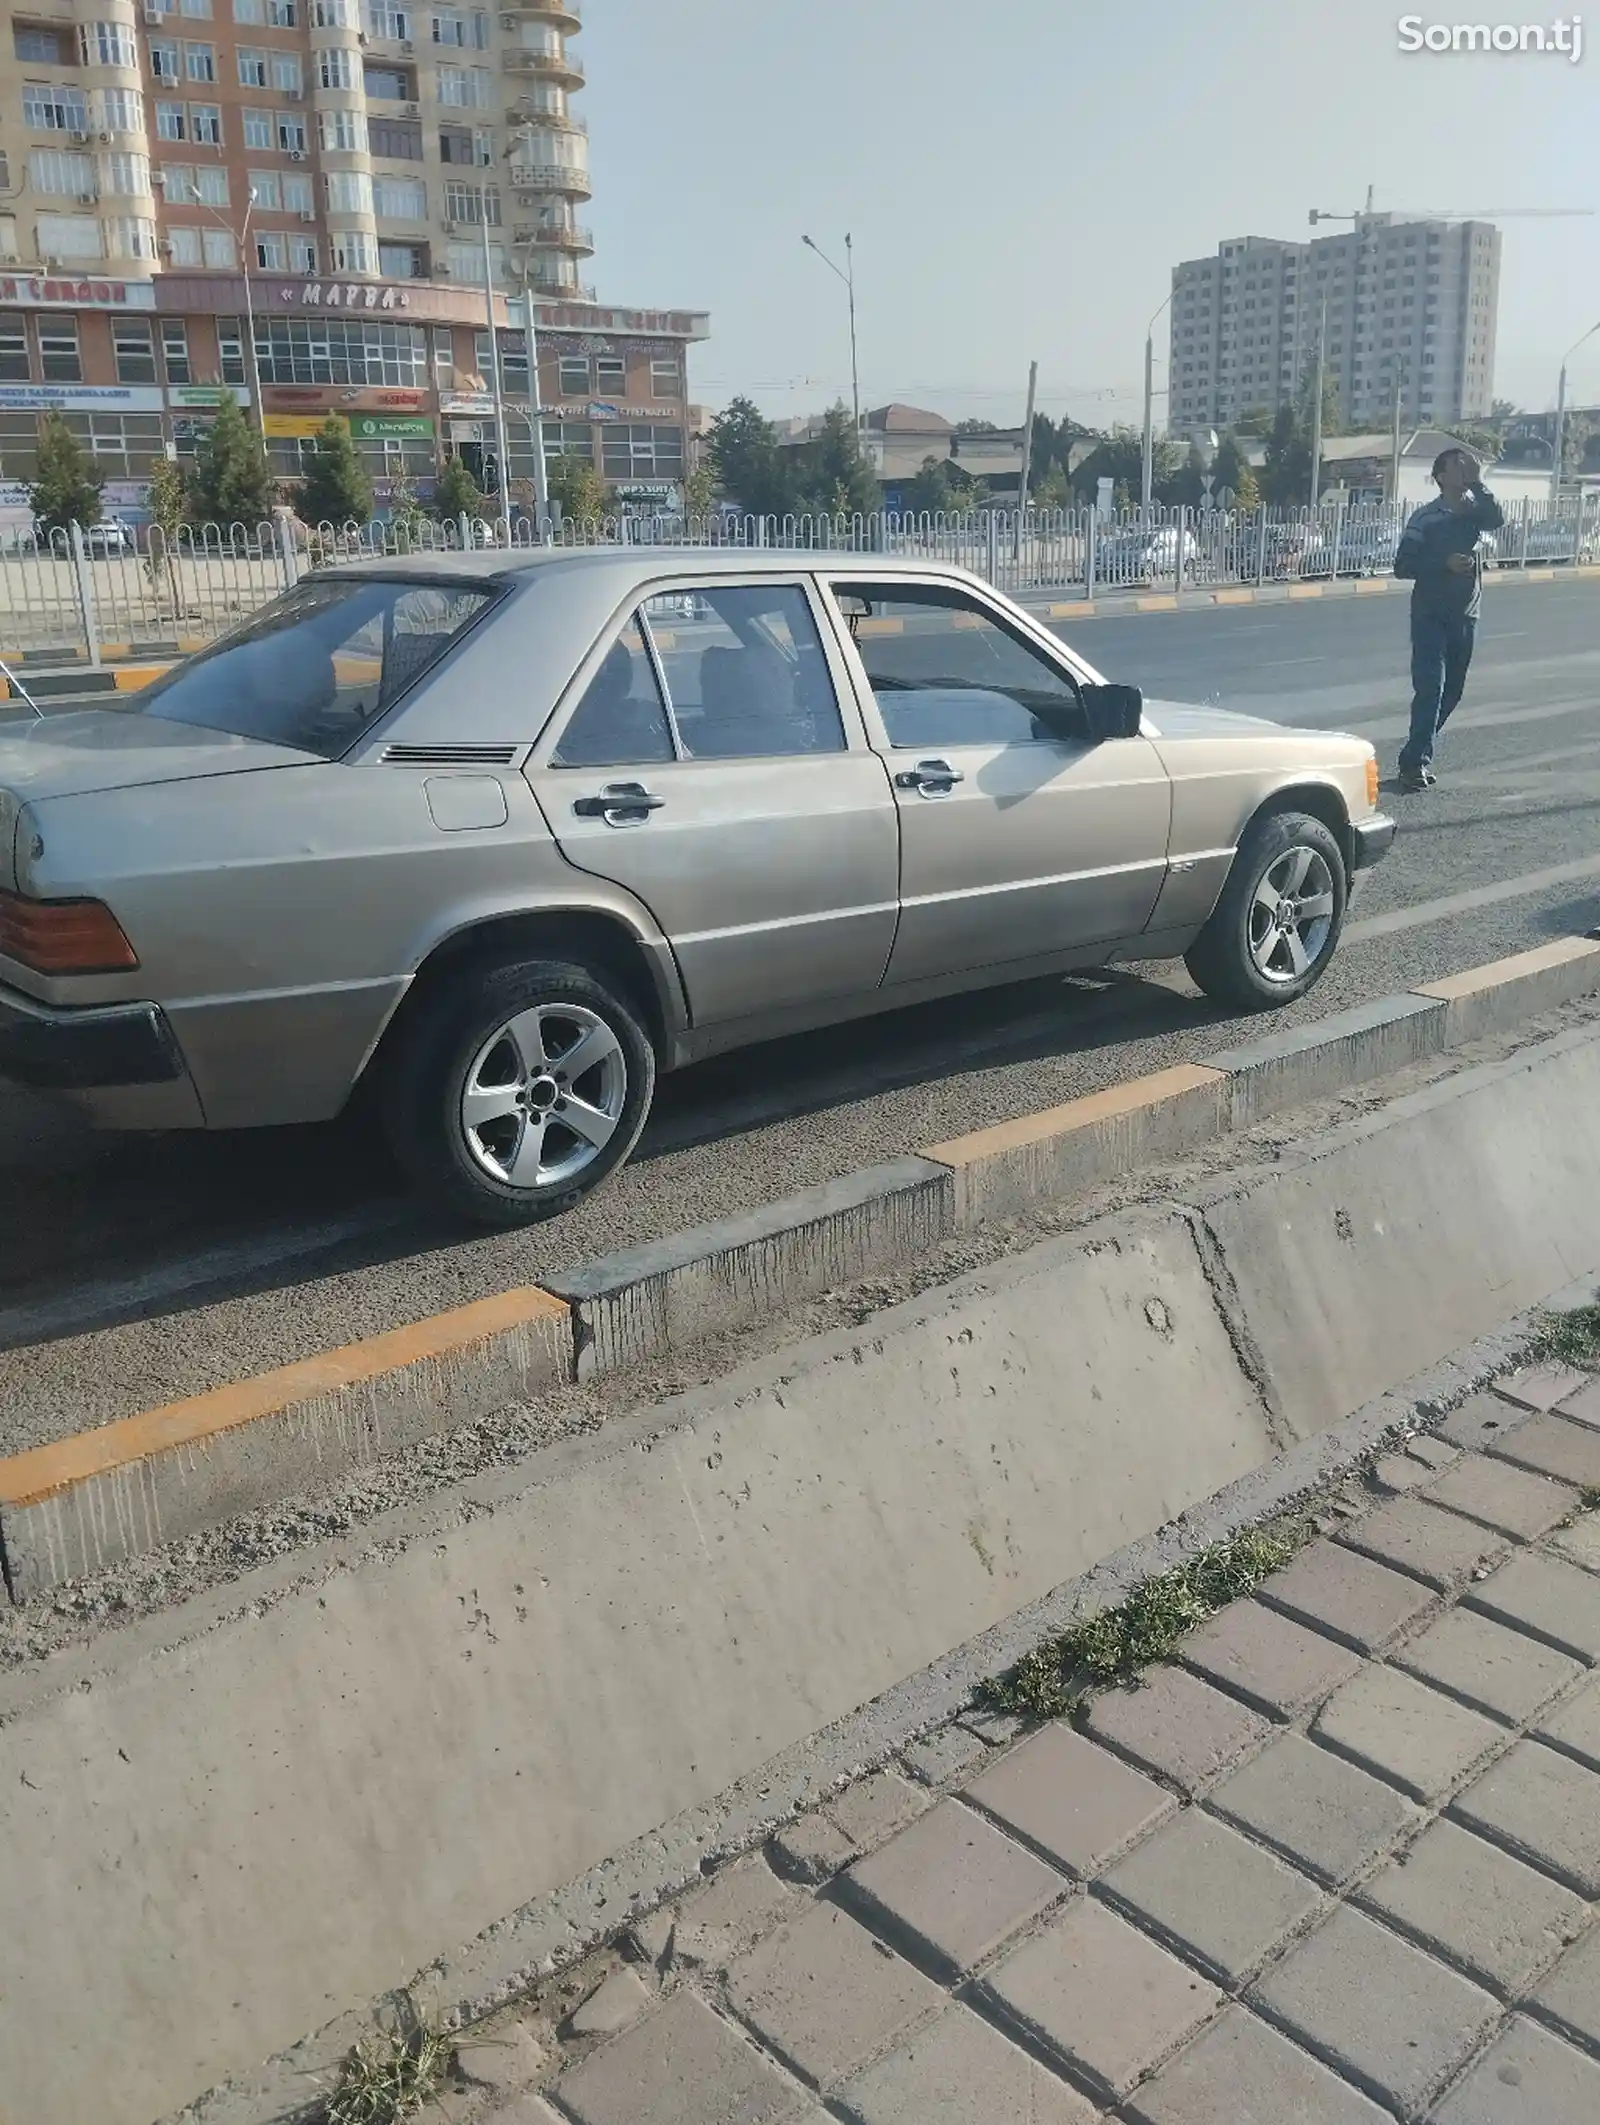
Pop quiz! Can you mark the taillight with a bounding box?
[0,890,139,974]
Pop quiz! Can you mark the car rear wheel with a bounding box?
[382,958,655,1227]
[1184,810,1347,1011]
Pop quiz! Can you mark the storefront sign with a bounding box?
[534,303,709,340]
[587,401,620,422]
[552,398,678,421]
[348,414,434,439]
[0,276,157,311]
[262,386,430,412]
[0,383,164,411]
[264,413,342,439]
[439,391,495,416]
[167,384,250,408]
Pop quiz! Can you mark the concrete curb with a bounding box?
[0,1285,571,1599]
[543,1157,955,1377]
[1022,558,1600,624]
[3,940,1598,1598]
[0,661,173,699]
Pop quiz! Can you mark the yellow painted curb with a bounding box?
[111,664,173,691]
[1214,588,1254,605]
[1287,583,1324,599]
[1135,594,1178,612]
[0,1283,571,1511]
[1354,578,1394,594]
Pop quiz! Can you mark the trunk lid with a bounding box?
[0,707,312,803]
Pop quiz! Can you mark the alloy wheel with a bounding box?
[1247,846,1337,984]
[459,1003,628,1190]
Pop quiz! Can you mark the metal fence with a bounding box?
[4,493,1597,665]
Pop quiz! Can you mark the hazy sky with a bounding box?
[580,0,1597,431]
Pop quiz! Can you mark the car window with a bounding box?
[551,617,673,768]
[129,577,494,758]
[832,582,1086,748]
[642,584,844,759]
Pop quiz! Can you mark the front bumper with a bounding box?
[1351,813,1397,872]
[0,984,186,1092]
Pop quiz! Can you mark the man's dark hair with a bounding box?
[1433,447,1473,478]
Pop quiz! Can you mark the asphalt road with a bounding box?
[3,573,1599,1453]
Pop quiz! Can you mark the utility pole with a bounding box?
[480,200,513,543]
[1551,321,1600,502]
[518,265,551,539]
[1017,358,1039,508]
[802,234,861,433]
[1390,359,1405,504]
[1309,293,1328,508]
[1141,291,1174,511]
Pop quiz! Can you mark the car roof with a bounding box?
[318,544,994,589]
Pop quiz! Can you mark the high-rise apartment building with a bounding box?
[1168,215,1500,435]
[0,0,708,514]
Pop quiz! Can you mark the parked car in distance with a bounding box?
[0,549,1393,1225]
[1096,521,1201,584]
[82,519,133,556]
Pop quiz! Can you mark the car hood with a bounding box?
[0,708,312,803]
[1142,698,1284,739]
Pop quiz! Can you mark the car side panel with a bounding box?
[19,764,687,1127]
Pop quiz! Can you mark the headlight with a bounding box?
[1365,755,1380,809]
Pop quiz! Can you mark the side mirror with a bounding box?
[1079,682,1144,742]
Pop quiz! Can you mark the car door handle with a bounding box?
[571,781,666,826]
[894,758,964,796]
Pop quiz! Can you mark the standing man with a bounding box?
[1393,447,1503,792]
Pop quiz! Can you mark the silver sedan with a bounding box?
[0,549,1392,1224]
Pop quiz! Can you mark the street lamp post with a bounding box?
[1551,319,1600,502]
[1308,293,1328,508]
[801,233,860,432]
[170,178,264,431]
[515,260,551,539]
[479,199,514,544]
[1141,290,1174,511]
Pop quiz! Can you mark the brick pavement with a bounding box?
[418,1374,1600,2125]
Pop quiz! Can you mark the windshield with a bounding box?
[129,577,496,759]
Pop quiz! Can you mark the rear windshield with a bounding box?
[130,577,496,758]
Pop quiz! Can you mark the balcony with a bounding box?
[504,48,584,88]
[505,106,586,135]
[507,161,591,199]
[514,219,594,254]
[529,273,595,301]
[498,0,581,25]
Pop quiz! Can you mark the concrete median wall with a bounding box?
[3,1022,1599,2125]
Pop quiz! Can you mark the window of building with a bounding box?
[234,0,266,18]
[112,318,157,384]
[557,353,588,395]
[325,169,374,214]
[330,229,379,273]
[38,320,82,381]
[373,173,427,218]
[272,53,303,91]
[437,66,491,106]
[255,232,286,269]
[29,149,95,197]
[367,0,410,31]
[150,39,183,78]
[249,169,281,210]
[290,236,317,272]
[320,108,368,152]
[238,47,269,86]
[378,242,422,278]
[161,320,191,383]
[652,357,686,399]
[167,224,203,265]
[278,116,307,152]
[432,8,488,46]
[444,181,498,224]
[283,172,313,213]
[599,423,684,479]
[23,84,90,132]
[320,46,358,90]
[446,238,502,281]
[269,0,298,20]
[180,0,214,15]
[37,214,102,261]
[594,355,625,393]
[81,21,139,66]
[438,125,490,165]
[201,227,235,267]
[255,316,428,386]
[185,42,217,80]
[191,104,222,143]
[241,107,273,149]
[315,0,360,22]
[369,118,424,159]
[16,26,69,61]
[101,152,151,196]
[0,324,31,383]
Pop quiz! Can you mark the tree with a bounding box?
[794,402,879,517]
[1031,462,1073,510]
[903,454,960,515]
[296,416,374,527]
[546,452,608,523]
[386,473,430,548]
[144,453,186,609]
[954,418,1000,434]
[185,394,273,528]
[29,410,104,536]
[1069,425,1179,506]
[1490,398,1517,424]
[706,394,797,518]
[683,455,715,517]
[1230,460,1262,512]
[1158,440,1207,509]
[434,452,483,523]
[1234,406,1275,439]
[1261,401,1311,505]
[1209,433,1262,510]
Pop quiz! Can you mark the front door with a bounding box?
[525,579,899,1027]
[823,578,1173,987]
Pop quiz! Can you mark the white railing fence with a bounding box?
[2,494,1597,665]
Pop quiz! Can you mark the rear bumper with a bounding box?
[1351,813,1397,872]
[0,984,186,1092]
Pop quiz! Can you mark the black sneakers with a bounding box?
[1397,765,1437,793]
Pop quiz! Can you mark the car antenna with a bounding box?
[0,657,44,721]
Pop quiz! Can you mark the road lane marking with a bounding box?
[1345,854,1600,944]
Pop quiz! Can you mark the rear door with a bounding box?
[524,576,899,1028]
[821,577,1172,986]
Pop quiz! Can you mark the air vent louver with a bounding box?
[382,743,519,766]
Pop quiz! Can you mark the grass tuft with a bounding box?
[1530,1302,1600,1371]
[984,1520,1307,1721]
[317,2029,453,2125]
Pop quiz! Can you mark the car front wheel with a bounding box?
[1184,810,1347,1011]
[382,957,656,1226]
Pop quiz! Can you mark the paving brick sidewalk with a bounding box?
[418,1371,1600,2125]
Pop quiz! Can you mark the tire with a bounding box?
[1184,810,1348,1012]
[381,957,656,1227]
